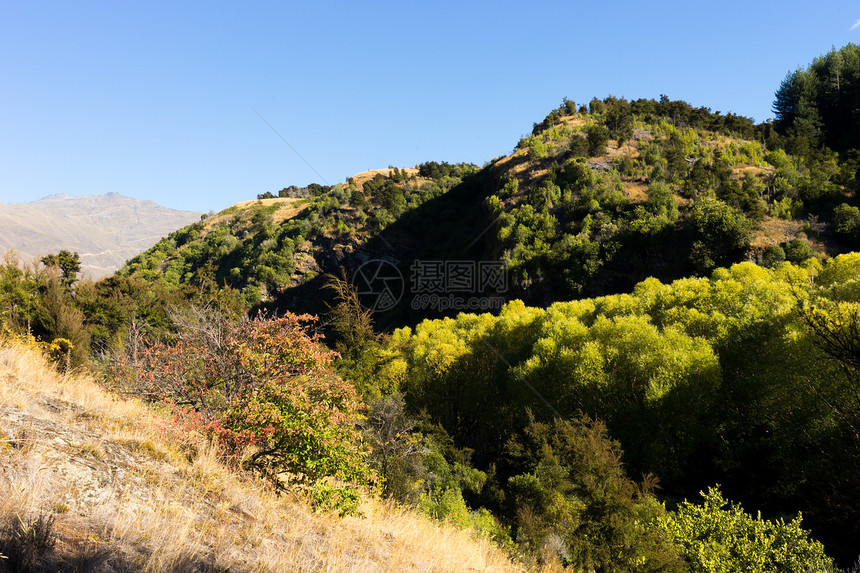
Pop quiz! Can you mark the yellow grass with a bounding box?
[350,168,419,190]
[226,197,304,225]
[0,339,530,572]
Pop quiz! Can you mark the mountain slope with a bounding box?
[117,96,851,328]
[0,193,203,279]
[0,339,524,572]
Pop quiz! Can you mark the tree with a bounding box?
[41,250,81,287]
[761,245,786,268]
[773,44,860,153]
[562,98,577,115]
[689,197,752,272]
[773,71,803,132]
[645,181,678,218]
[784,238,814,263]
[505,414,684,571]
[605,96,634,145]
[661,486,833,572]
[324,271,393,400]
[586,124,609,157]
[362,393,424,503]
[588,97,606,114]
[833,203,860,247]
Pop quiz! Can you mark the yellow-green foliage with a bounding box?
[390,256,860,567]
[739,141,765,165]
[400,261,815,422]
[660,487,833,572]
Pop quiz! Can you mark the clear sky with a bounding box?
[1,1,858,212]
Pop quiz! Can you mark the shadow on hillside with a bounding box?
[270,163,704,333]
[0,517,230,573]
[271,169,500,331]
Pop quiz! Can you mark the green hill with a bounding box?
[4,43,860,570]
[118,94,853,327]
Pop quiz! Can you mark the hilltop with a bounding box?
[117,95,852,325]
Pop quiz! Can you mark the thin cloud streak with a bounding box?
[851,18,860,30]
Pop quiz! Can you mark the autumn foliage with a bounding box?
[111,308,372,513]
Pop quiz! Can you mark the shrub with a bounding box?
[833,203,860,247]
[505,414,684,571]
[689,197,752,272]
[661,486,833,572]
[784,237,815,263]
[568,135,589,158]
[111,308,372,514]
[761,245,786,268]
[586,125,610,157]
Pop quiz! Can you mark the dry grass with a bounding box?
[225,197,304,225]
[0,339,529,572]
[751,217,807,249]
[731,163,773,180]
[623,181,649,203]
[350,168,419,190]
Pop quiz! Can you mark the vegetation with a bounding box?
[773,43,860,154]
[6,42,860,569]
[0,339,524,572]
[109,308,371,514]
[119,163,478,309]
[662,487,832,572]
[385,257,854,567]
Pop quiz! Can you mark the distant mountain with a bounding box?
[0,193,203,279]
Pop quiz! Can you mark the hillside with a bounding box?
[0,193,203,279]
[4,43,860,567]
[117,95,854,326]
[118,163,481,314]
[0,339,524,572]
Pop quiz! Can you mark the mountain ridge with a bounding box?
[0,192,203,279]
[118,95,846,323]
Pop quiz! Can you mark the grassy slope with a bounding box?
[0,340,528,572]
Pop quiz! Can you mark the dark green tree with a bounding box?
[784,237,815,263]
[41,250,81,287]
[505,414,684,571]
[761,245,786,268]
[773,44,860,153]
[833,203,860,247]
[605,96,634,145]
[689,197,751,272]
[586,124,610,157]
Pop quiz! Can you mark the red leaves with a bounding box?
[110,310,372,510]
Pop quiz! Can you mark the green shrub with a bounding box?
[111,309,372,515]
[505,415,684,571]
[784,237,815,263]
[661,486,833,572]
[761,245,786,268]
[586,124,610,157]
[833,203,860,247]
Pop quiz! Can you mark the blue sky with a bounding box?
[1,1,858,212]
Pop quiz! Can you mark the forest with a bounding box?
[2,44,860,571]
